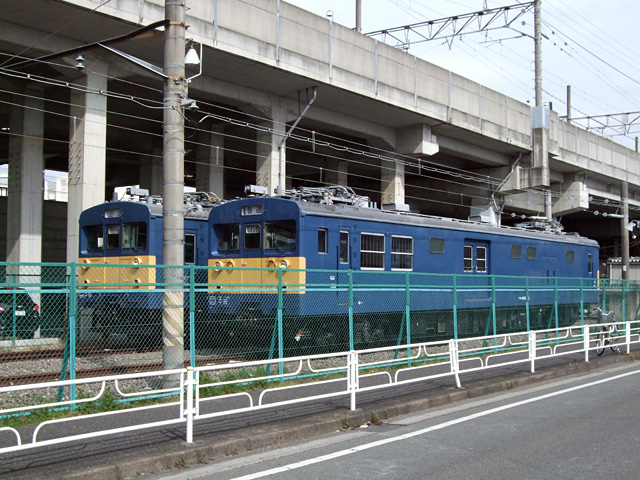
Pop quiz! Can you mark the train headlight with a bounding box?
[280,260,289,269]
[133,257,141,265]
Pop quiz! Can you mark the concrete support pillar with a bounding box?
[324,159,348,186]
[256,102,287,196]
[139,148,163,196]
[621,181,630,282]
[7,88,44,268]
[195,127,225,198]
[67,69,108,262]
[381,160,405,205]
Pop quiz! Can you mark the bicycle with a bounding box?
[595,308,621,356]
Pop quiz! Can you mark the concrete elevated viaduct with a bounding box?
[0,0,637,268]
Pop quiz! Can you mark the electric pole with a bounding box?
[162,0,186,377]
[531,0,552,221]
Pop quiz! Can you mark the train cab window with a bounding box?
[566,250,575,263]
[526,246,537,260]
[122,223,147,249]
[339,231,349,263]
[429,237,445,254]
[106,225,120,250]
[361,233,385,270]
[86,226,104,251]
[391,236,413,270]
[511,245,522,259]
[318,228,328,254]
[265,221,296,251]
[216,224,240,252]
[464,245,473,272]
[244,224,261,250]
[184,234,195,264]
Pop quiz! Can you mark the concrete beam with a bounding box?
[553,181,589,216]
[396,124,439,156]
[437,135,512,167]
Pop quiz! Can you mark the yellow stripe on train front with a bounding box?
[78,255,156,289]
[208,256,306,294]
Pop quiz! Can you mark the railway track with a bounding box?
[0,350,246,387]
[0,346,158,364]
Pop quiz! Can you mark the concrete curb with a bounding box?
[53,351,640,480]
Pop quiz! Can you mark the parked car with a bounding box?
[0,288,40,339]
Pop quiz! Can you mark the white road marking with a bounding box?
[230,368,640,480]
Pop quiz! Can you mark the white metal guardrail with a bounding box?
[1,321,639,453]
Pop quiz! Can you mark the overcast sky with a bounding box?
[286,0,640,150]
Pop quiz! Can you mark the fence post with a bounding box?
[405,272,411,365]
[278,268,284,376]
[185,366,194,443]
[580,277,584,326]
[602,279,607,311]
[453,274,458,340]
[449,338,461,388]
[584,325,590,362]
[348,350,358,410]
[626,320,631,355]
[189,265,195,368]
[491,276,497,352]
[348,271,354,351]
[525,276,530,331]
[553,277,559,334]
[69,262,77,409]
[529,330,536,373]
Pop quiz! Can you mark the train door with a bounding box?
[337,228,351,305]
[463,240,491,312]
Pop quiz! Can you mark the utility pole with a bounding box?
[531,0,552,221]
[162,0,186,377]
[355,0,362,32]
[566,85,571,124]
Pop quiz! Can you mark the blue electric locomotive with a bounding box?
[78,189,219,342]
[206,186,599,352]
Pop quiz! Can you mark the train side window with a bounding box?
[361,233,385,270]
[339,231,349,263]
[244,224,261,250]
[464,245,473,272]
[429,237,445,254]
[318,228,328,254]
[566,250,574,263]
[391,235,413,270]
[106,225,120,250]
[86,226,104,251]
[216,224,240,252]
[265,220,296,250]
[184,234,195,264]
[122,223,147,249]
[527,246,537,260]
[476,246,487,273]
[511,245,522,259]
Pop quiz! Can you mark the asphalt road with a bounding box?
[152,362,640,480]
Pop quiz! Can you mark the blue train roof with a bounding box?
[220,193,598,248]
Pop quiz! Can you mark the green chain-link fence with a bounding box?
[2,261,640,388]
